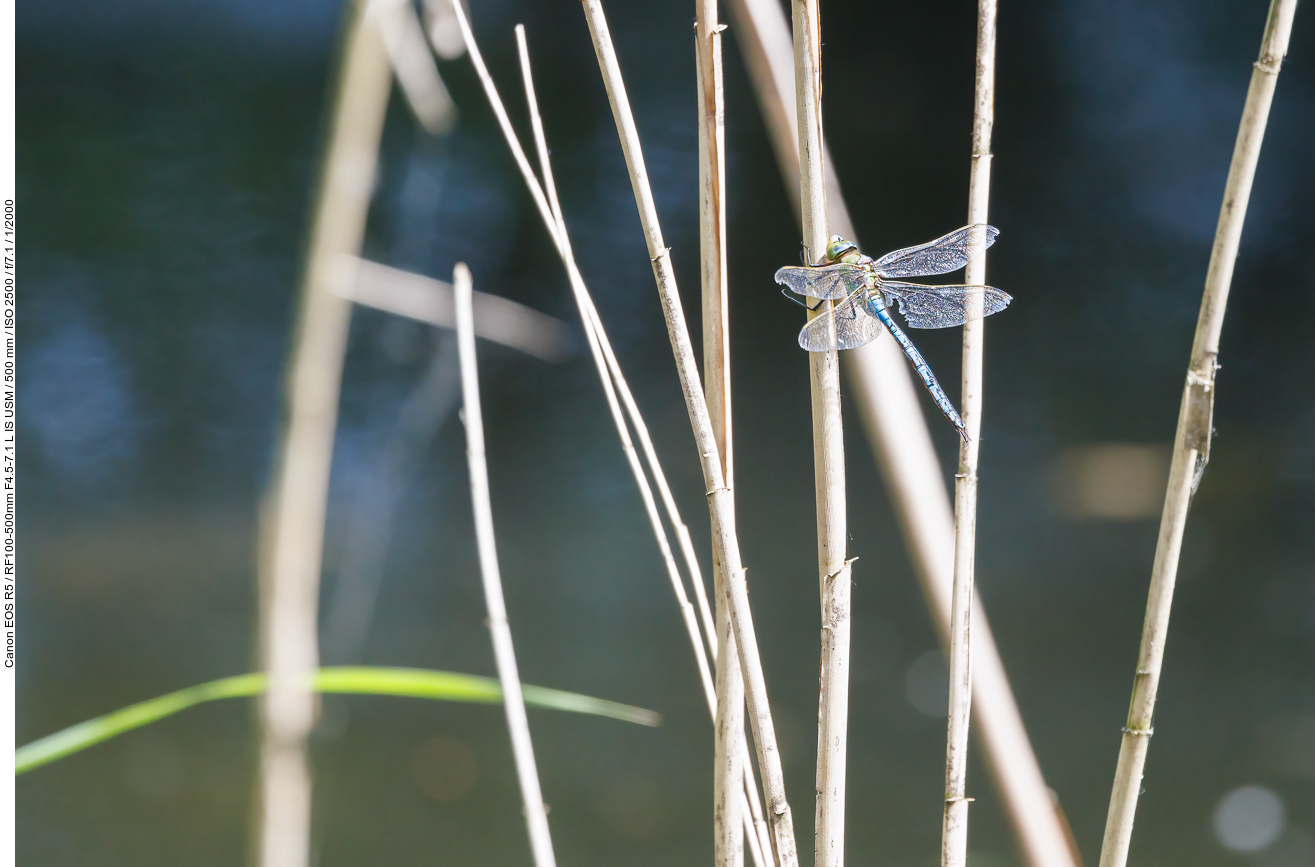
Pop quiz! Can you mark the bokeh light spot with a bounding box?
[1214,785,1285,852]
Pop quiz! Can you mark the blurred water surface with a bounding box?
[16,0,1315,865]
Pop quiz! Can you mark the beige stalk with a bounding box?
[942,2,996,865]
[787,3,852,867]
[579,3,799,864]
[372,0,457,135]
[255,6,390,867]
[725,1,1081,864]
[453,262,557,867]
[451,12,771,864]
[695,4,749,867]
[1098,2,1298,865]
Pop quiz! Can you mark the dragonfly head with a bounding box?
[824,235,860,264]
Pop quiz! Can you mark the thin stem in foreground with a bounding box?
[579,4,798,866]
[943,1,996,864]
[1098,2,1298,865]
[788,3,851,866]
[454,263,556,867]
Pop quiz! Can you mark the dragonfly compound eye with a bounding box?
[825,235,858,263]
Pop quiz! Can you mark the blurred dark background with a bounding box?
[15,0,1315,865]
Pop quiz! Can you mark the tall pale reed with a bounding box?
[255,6,390,867]
[694,3,748,866]
[725,0,1079,863]
[446,7,772,863]
[1098,2,1299,865]
[942,2,997,866]
[786,3,852,867]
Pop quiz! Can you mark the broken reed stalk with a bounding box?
[724,1,1080,863]
[943,2,996,865]
[579,3,799,865]
[789,3,852,866]
[1098,2,1298,865]
[255,5,390,866]
[453,262,557,867]
[511,25,772,867]
[695,4,747,867]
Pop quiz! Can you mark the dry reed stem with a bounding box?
[1098,2,1298,865]
[695,6,746,867]
[453,262,557,867]
[372,0,457,135]
[459,12,768,862]
[445,10,717,711]
[516,30,723,652]
[579,3,798,865]
[255,5,390,866]
[511,26,771,866]
[725,1,1081,864]
[788,3,851,865]
[336,255,573,361]
[943,2,996,864]
[577,291,777,867]
[453,0,713,730]
[579,279,774,867]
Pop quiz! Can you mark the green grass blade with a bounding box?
[16,666,659,775]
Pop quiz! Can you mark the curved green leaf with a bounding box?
[16,666,659,775]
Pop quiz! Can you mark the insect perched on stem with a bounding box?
[775,225,1010,441]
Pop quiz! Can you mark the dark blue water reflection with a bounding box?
[16,0,1315,865]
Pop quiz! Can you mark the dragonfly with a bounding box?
[774,224,1011,442]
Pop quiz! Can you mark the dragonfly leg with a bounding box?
[779,287,824,312]
[872,304,970,441]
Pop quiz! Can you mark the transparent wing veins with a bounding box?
[878,280,1012,329]
[774,263,869,301]
[798,292,885,351]
[872,224,999,279]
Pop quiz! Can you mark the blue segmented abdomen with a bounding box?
[865,295,968,438]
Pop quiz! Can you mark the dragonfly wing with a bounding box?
[879,281,1012,329]
[871,224,999,279]
[798,293,885,351]
[775,263,868,300]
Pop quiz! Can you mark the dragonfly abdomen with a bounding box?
[866,296,969,441]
